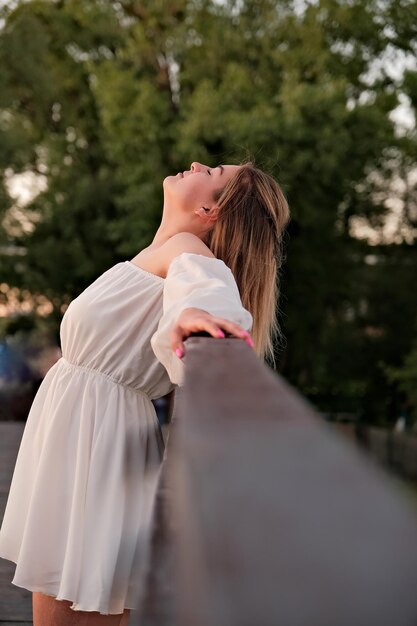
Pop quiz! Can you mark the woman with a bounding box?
[0,160,290,625]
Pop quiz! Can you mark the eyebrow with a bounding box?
[218,164,224,176]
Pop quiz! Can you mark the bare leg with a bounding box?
[119,610,130,626]
[33,592,130,626]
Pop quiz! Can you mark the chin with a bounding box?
[163,174,179,186]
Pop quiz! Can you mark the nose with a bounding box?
[190,161,205,172]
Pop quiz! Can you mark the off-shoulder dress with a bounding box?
[0,252,253,615]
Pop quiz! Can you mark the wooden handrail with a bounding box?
[134,336,417,625]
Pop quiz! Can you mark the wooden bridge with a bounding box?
[0,422,32,625]
[1,336,417,625]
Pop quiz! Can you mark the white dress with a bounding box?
[0,252,253,615]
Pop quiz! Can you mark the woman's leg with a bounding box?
[119,610,130,626]
[33,592,130,626]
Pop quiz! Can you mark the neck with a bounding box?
[151,206,207,247]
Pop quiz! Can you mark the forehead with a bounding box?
[221,164,241,178]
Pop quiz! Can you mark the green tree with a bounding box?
[0,0,416,424]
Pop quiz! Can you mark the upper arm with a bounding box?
[160,232,215,274]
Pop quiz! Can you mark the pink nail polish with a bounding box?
[175,347,184,358]
[247,337,254,348]
[217,329,225,338]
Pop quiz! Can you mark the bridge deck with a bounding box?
[0,422,32,625]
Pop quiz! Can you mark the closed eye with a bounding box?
[207,168,211,175]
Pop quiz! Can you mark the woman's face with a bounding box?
[163,161,241,213]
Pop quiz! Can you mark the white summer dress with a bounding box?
[0,251,253,615]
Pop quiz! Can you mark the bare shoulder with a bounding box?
[160,232,215,273]
[157,232,215,275]
[129,232,215,279]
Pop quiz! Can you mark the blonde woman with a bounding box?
[0,161,290,625]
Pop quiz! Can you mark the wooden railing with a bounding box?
[133,336,417,626]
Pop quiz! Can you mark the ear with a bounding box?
[194,205,219,224]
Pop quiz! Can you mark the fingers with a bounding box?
[210,317,254,346]
[170,318,254,359]
[170,320,228,358]
[170,326,185,359]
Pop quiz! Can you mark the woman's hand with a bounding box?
[170,307,254,358]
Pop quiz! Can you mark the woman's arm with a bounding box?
[157,234,253,355]
[150,242,253,385]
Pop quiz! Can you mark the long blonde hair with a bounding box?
[205,162,290,367]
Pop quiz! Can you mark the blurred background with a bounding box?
[0,0,416,433]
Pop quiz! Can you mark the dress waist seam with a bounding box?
[60,357,149,399]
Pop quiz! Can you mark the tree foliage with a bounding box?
[0,0,416,424]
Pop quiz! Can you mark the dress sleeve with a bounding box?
[150,252,253,385]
